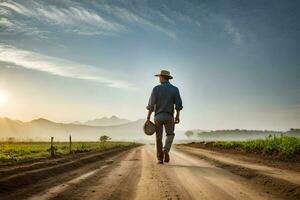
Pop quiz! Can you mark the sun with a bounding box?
[0,90,8,106]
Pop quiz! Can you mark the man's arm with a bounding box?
[146,88,156,122]
[147,110,153,122]
[174,88,183,124]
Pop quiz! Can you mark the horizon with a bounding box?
[1,0,300,131]
[0,115,297,133]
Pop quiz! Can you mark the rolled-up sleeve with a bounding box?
[146,88,156,112]
[175,88,183,110]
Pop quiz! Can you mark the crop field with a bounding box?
[0,141,136,162]
[213,135,300,159]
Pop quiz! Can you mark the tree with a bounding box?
[290,128,300,132]
[185,131,194,138]
[99,135,111,142]
[7,137,16,143]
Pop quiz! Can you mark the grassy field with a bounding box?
[0,141,137,162]
[213,135,300,159]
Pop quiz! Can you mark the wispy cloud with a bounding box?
[0,0,208,40]
[0,44,133,89]
[0,16,47,38]
[224,20,243,45]
[0,17,17,30]
[0,0,203,40]
[0,0,126,36]
[161,4,201,28]
[0,1,29,15]
[100,4,177,39]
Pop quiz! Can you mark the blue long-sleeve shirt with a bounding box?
[147,80,183,121]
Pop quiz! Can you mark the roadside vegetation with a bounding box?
[185,128,300,141]
[213,135,300,159]
[0,141,137,162]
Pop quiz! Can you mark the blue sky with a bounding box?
[0,0,299,130]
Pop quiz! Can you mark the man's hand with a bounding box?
[146,118,151,124]
[175,110,180,124]
[174,116,180,124]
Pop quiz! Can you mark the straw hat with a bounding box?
[143,121,156,135]
[154,70,173,79]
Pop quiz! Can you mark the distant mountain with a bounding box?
[31,118,55,125]
[82,116,132,126]
[0,117,147,141]
[71,121,82,125]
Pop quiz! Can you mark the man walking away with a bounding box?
[146,70,183,164]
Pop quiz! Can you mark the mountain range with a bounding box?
[0,117,148,141]
[74,116,132,126]
[2,117,297,142]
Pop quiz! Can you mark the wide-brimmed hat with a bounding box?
[154,70,173,79]
[143,121,156,136]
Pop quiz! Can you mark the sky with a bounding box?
[0,0,299,131]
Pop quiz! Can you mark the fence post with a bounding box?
[69,135,72,154]
[50,137,55,158]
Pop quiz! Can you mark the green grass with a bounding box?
[0,141,137,162]
[213,135,300,159]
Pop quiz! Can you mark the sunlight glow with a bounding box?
[0,90,8,106]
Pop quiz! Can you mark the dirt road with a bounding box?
[2,145,299,200]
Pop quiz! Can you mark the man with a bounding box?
[146,70,183,164]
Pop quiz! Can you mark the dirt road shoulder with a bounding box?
[176,145,300,200]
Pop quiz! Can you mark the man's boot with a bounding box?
[157,160,164,164]
[164,149,170,162]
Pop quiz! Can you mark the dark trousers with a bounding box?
[155,119,175,161]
